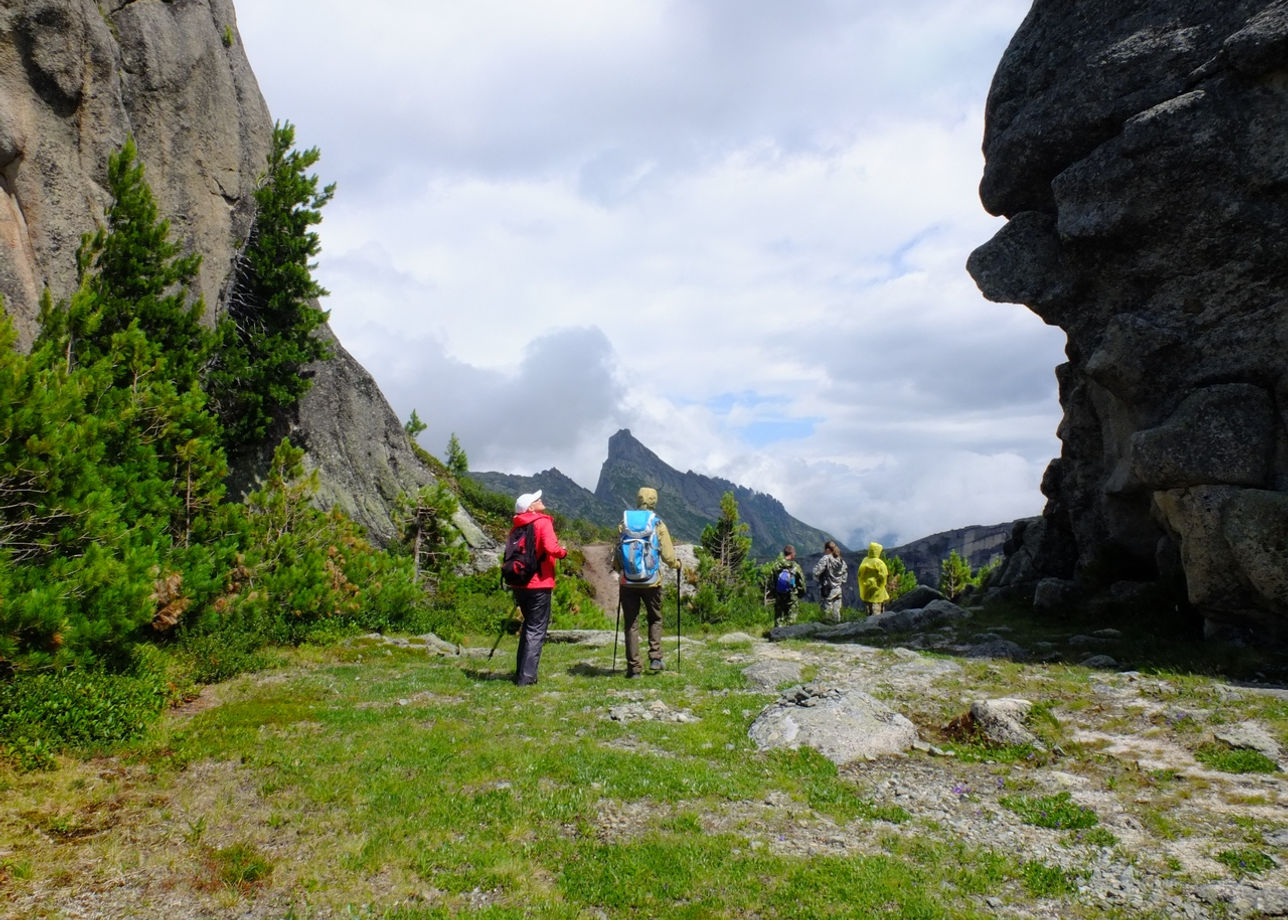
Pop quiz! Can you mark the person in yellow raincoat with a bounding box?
[857,542,889,616]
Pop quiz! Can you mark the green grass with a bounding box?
[1214,848,1276,877]
[999,791,1099,830]
[1,639,1059,918]
[1194,743,1281,774]
[7,631,1286,919]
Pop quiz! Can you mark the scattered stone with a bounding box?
[964,639,1027,661]
[546,630,618,647]
[716,632,759,645]
[608,700,699,724]
[1069,634,1113,648]
[742,660,804,691]
[1212,722,1284,762]
[1081,654,1120,669]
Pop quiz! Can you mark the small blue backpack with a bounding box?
[618,510,661,584]
[774,565,795,595]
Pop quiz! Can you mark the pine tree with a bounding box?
[698,492,752,600]
[884,553,918,601]
[445,433,468,475]
[4,137,234,668]
[42,136,210,389]
[939,549,974,602]
[210,121,334,450]
[404,409,427,440]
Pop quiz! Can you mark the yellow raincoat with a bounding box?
[857,542,889,605]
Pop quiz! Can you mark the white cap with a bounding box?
[514,490,542,513]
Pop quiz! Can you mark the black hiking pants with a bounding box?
[514,587,553,686]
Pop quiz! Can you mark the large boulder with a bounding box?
[0,1,490,554]
[748,683,920,765]
[969,1,1288,642]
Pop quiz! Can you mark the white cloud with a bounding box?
[235,0,1065,546]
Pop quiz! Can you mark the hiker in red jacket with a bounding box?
[510,490,568,685]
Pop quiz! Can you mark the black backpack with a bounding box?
[501,521,541,588]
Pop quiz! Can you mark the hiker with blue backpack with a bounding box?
[613,487,681,678]
[769,545,806,627]
[503,490,568,686]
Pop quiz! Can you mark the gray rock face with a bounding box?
[0,0,268,347]
[969,1,1288,641]
[0,1,486,553]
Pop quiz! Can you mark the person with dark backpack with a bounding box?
[612,486,680,677]
[505,490,568,686]
[768,544,806,628]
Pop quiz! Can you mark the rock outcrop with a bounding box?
[969,1,1288,641]
[0,1,485,552]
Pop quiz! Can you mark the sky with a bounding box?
[233,0,1066,549]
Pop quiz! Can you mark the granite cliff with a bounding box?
[968,1,1288,641]
[0,0,486,550]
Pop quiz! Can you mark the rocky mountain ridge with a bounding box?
[472,428,840,558]
[471,429,1020,590]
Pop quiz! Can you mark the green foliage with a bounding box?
[1068,826,1119,848]
[939,549,974,601]
[4,136,233,670]
[1000,791,1099,830]
[208,841,273,889]
[222,439,429,643]
[221,24,234,47]
[692,492,762,625]
[1020,860,1080,897]
[44,135,209,390]
[403,408,427,440]
[885,552,918,600]
[1215,848,1276,877]
[445,432,468,475]
[1194,742,1280,774]
[455,474,513,529]
[209,121,334,450]
[938,549,999,602]
[394,482,469,584]
[0,658,173,770]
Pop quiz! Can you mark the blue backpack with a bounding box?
[774,564,795,595]
[618,510,661,584]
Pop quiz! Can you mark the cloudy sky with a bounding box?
[234,0,1066,549]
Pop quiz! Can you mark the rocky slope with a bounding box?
[968,1,1288,643]
[0,0,487,552]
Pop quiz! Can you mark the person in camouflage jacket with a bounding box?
[812,540,848,623]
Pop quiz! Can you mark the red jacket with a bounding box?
[511,510,568,589]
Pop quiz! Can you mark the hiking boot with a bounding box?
[649,658,665,672]
[625,670,641,679]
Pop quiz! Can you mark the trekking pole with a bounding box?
[612,596,622,674]
[675,565,682,673]
[487,621,506,659]
[489,600,518,659]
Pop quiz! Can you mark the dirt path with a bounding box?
[581,542,620,622]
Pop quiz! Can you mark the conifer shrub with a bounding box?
[0,646,175,770]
